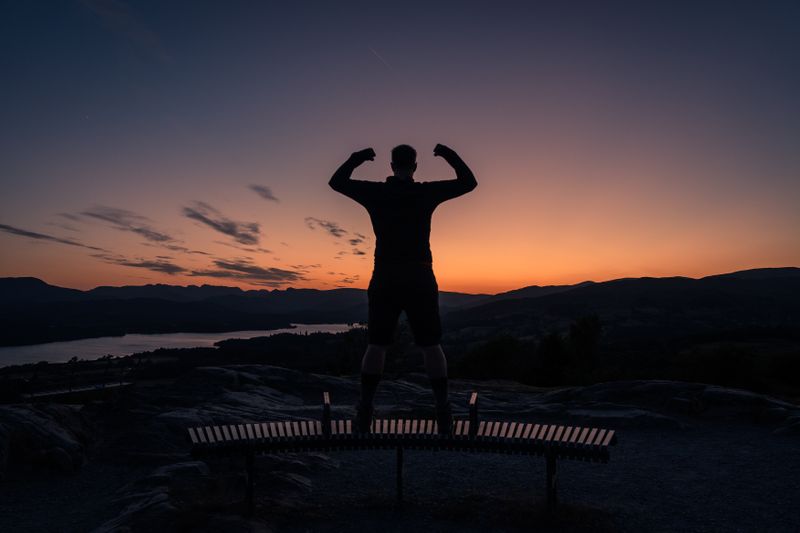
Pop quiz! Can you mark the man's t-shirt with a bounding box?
[334,175,473,264]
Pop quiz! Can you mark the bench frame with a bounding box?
[188,391,617,516]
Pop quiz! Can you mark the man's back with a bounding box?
[334,175,474,263]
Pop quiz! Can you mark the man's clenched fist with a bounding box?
[433,144,457,159]
[351,148,376,164]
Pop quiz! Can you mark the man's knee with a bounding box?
[366,344,390,354]
[419,343,443,354]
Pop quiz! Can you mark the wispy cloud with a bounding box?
[190,258,304,287]
[305,217,348,238]
[163,244,210,255]
[249,184,280,203]
[214,240,272,255]
[305,217,369,258]
[82,205,174,243]
[183,202,261,245]
[46,221,80,233]
[0,223,105,251]
[81,0,170,63]
[92,253,187,275]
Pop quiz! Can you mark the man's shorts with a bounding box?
[367,263,442,347]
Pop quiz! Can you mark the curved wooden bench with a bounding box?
[187,391,618,515]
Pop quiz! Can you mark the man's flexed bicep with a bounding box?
[329,148,377,203]
[429,144,478,203]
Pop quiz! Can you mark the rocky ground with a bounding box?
[1,365,799,532]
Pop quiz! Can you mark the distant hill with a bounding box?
[1,267,797,346]
[85,283,245,302]
[0,277,83,303]
[461,281,595,308]
[443,267,800,347]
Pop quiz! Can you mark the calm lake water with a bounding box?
[0,323,357,368]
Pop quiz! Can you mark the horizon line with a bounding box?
[3,266,798,297]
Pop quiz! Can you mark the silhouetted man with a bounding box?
[329,144,477,434]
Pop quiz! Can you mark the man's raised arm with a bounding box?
[329,148,376,196]
[430,144,478,201]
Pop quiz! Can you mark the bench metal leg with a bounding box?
[245,450,255,516]
[546,452,557,513]
[396,447,404,503]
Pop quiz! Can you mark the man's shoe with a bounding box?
[354,401,374,433]
[435,403,453,435]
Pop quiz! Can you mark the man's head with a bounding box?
[391,145,417,179]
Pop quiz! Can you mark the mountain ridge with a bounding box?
[1,267,797,346]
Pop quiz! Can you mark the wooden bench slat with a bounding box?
[569,427,583,444]
[507,422,518,439]
[522,423,533,439]
[346,419,352,435]
[584,428,597,448]
[601,429,616,447]
[593,429,607,447]
[254,423,263,439]
[500,422,509,439]
[195,427,207,444]
[560,426,573,443]
[276,422,286,438]
[188,427,199,445]
[533,424,546,440]
[463,420,470,436]
[554,426,565,442]
[577,427,590,445]
[245,424,254,440]
[213,426,223,443]
[205,427,216,444]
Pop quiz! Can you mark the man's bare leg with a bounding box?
[422,344,447,378]
[356,344,387,431]
[361,343,387,374]
[422,344,452,433]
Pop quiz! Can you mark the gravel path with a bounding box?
[0,462,152,533]
[267,424,799,532]
[2,369,798,532]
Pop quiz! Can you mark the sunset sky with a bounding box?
[2,1,799,294]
